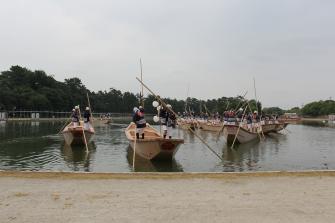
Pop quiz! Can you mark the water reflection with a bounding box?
[126,146,183,172]
[61,143,97,172]
[1,121,335,172]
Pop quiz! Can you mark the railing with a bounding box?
[1,110,156,120]
[1,110,134,119]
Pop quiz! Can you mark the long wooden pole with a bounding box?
[86,92,94,127]
[136,77,223,161]
[78,108,89,153]
[184,84,190,113]
[58,114,72,134]
[253,77,258,114]
[140,59,144,108]
[233,91,248,111]
[204,104,212,117]
[231,105,248,149]
[132,126,137,171]
[246,101,264,140]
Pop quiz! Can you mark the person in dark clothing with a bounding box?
[159,106,169,138]
[132,106,146,139]
[71,107,80,127]
[83,107,91,130]
[236,108,243,119]
[166,104,176,139]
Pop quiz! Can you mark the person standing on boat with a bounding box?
[159,105,169,138]
[252,111,260,132]
[72,107,80,127]
[83,107,91,130]
[133,106,146,139]
[236,108,243,122]
[166,104,176,139]
[247,113,253,130]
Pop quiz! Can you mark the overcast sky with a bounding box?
[1,0,334,109]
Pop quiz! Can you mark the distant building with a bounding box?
[279,113,301,123]
[0,112,8,121]
[283,113,300,119]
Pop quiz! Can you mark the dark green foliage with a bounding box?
[286,107,301,115]
[262,107,285,116]
[0,66,262,114]
[301,100,335,117]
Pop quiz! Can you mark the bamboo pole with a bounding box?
[132,126,137,171]
[246,101,264,141]
[58,114,72,134]
[136,77,223,161]
[231,105,248,149]
[253,77,258,114]
[233,91,248,111]
[78,107,89,153]
[140,59,144,108]
[204,104,212,117]
[86,92,94,127]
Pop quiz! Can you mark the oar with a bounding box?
[204,104,212,117]
[86,92,94,127]
[78,108,89,153]
[132,125,137,171]
[233,91,248,111]
[136,77,223,161]
[231,105,248,149]
[58,114,72,134]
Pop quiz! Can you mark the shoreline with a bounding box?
[1,170,335,179]
[1,170,335,223]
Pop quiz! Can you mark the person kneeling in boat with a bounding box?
[133,106,146,139]
[71,107,80,127]
[83,107,91,130]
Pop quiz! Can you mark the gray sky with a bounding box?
[1,0,335,109]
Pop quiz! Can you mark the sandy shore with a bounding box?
[1,171,335,223]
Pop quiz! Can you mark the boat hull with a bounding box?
[262,122,287,133]
[62,124,95,147]
[129,139,182,160]
[223,125,259,145]
[200,122,224,132]
[125,123,184,161]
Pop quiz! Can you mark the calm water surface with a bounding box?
[0,120,334,172]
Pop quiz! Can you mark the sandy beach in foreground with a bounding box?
[1,171,335,223]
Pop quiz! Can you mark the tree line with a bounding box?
[1,66,333,117]
[0,66,259,115]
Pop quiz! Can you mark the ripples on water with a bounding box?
[0,120,335,172]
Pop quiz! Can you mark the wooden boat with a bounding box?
[274,122,288,132]
[125,123,184,160]
[93,118,112,127]
[262,121,288,134]
[62,122,95,146]
[200,122,224,132]
[261,123,276,134]
[177,119,191,130]
[223,124,260,145]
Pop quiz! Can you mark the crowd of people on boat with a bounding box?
[175,108,282,133]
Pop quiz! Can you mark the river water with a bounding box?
[0,120,334,172]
